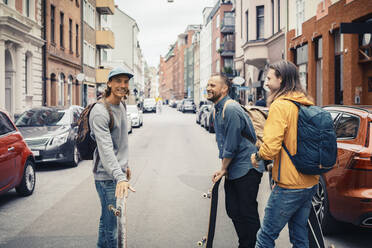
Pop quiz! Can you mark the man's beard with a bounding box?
[207,91,222,103]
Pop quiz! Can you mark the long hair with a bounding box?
[267,60,309,105]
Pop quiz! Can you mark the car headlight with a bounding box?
[49,132,69,146]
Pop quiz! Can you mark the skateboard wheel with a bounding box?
[197,236,206,246]
[329,245,335,248]
[108,204,114,211]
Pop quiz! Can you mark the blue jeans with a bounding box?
[255,185,317,248]
[95,180,117,248]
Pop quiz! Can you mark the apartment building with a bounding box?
[209,0,235,78]
[200,7,213,103]
[0,0,44,116]
[287,0,372,105]
[234,0,285,103]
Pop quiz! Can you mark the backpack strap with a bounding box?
[99,98,115,131]
[222,99,235,119]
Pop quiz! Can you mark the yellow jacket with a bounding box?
[259,92,319,189]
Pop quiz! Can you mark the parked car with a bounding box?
[307,105,372,234]
[143,98,156,113]
[0,109,36,196]
[15,105,84,167]
[181,99,196,113]
[201,106,215,133]
[127,105,143,127]
[196,105,211,124]
[127,113,132,134]
[176,100,183,111]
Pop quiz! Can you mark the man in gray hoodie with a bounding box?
[89,67,135,248]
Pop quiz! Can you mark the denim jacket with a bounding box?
[214,96,265,180]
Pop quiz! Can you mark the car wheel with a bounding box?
[71,145,80,167]
[16,160,36,196]
[313,177,340,235]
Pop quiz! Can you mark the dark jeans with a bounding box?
[95,180,117,248]
[225,169,263,248]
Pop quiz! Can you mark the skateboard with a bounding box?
[308,202,326,248]
[197,178,222,247]
[108,197,127,248]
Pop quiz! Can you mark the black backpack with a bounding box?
[75,99,115,161]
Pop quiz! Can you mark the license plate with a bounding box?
[32,150,40,156]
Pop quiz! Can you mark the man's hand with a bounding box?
[251,153,259,168]
[126,167,132,181]
[115,181,136,199]
[212,169,227,183]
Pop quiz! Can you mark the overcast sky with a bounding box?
[116,0,217,68]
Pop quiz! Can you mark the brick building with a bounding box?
[287,0,372,105]
[159,26,200,101]
[210,0,235,78]
[42,0,82,107]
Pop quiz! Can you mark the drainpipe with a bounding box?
[42,0,47,106]
[80,0,84,106]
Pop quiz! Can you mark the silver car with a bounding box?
[127,105,143,127]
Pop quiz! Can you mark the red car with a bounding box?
[0,109,36,196]
[314,105,372,234]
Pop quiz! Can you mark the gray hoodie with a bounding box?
[89,102,128,182]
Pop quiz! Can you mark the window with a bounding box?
[69,19,72,52]
[67,76,73,106]
[216,14,220,29]
[335,114,359,139]
[102,49,107,62]
[60,12,64,48]
[296,0,304,36]
[245,10,249,41]
[83,41,95,67]
[51,5,55,43]
[25,54,28,94]
[76,24,79,56]
[3,0,8,5]
[271,0,274,34]
[216,37,220,51]
[26,0,30,17]
[278,0,280,31]
[0,112,16,136]
[216,59,220,73]
[58,73,65,106]
[315,37,323,106]
[83,0,95,28]
[295,44,308,90]
[334,30,343,104]
[256,6,264,40]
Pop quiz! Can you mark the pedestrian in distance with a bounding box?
[251,60,319,248]
[207,74,265,248]
[89,67,136,248]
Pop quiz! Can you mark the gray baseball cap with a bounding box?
[108,67,134,81]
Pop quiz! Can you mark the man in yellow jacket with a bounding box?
[251,61,319,248]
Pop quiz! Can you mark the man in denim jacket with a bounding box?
[208,75,265,248]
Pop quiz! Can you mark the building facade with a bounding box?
[43,0,82,107]
[200,7,213,103]
[287,0,372,105]
[104,7,143,105]
[234,0,285,104]
[0,0,44,116]
[193,31,201,105]
[210,0,235,78]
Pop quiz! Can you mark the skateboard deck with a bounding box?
[108,197,127,248]
[308,202,327,248]
[198,178,221,247]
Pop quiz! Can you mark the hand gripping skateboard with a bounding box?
[197,178,222,247]
[108,197,127,248]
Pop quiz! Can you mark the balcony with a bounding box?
[96,29,115,49]
[96,0,115,15]
[219,41,235,57]
[220,16,235,34]
[96,67,111,83]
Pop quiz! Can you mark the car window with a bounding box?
[335,114,360,139]
[0,112,16,136]
[15,109,70,127]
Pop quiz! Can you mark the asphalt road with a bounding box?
[0,106,370,248]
